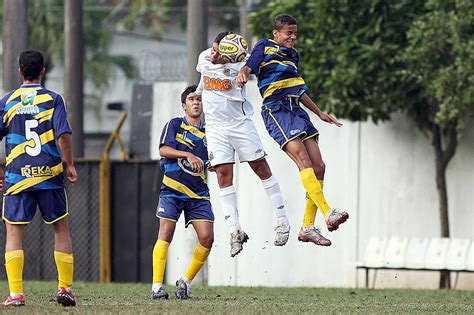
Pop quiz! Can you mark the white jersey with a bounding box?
[196,48,254,126]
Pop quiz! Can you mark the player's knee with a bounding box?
[252,161,271,179]
[200,234,214,248]
[313,161,325,173]
[158,225,175,242]
[216,170,233,187]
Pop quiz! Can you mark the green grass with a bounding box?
[0,281,472,314]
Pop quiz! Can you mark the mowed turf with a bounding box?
[0,281,472,313]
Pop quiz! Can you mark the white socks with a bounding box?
[219,185,241,233]
[152,282,163,292]
[262,175,289,224]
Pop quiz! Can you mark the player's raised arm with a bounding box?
[300,93,342,127]
[237,66,252,87]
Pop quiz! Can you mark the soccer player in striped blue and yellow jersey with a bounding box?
[151,85,214,300]
[237,14,349,246]
[0,50,77,307]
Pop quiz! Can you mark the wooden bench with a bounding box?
[356,237,473,289]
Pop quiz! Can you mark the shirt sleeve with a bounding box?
[52,94,73,138]
[245,40,266,76]
[196,77,204,95]
[196,49,208,73]
[159,119,177,149]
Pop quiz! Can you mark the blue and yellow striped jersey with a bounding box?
[159,117,209,200]
[0,84,72,195]
[246,38,308,105]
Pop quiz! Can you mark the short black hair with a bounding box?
[19,50,44,81]
[214,31,232,44]
[181,85,198,104]
[273,14,298,30]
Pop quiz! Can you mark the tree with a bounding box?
[250,0,473,288]
[1,0,137,106]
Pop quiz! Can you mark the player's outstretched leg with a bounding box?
[219,184,249,257]
[303,139,349,232]
[249,159,290,246]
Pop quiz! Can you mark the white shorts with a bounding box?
[206,119,266,166]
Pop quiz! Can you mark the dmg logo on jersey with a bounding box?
[203,76,232,91]
[17,91,40,115]
[21,165,53,178]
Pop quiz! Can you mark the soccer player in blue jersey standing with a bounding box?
[0,50,77,307]
[151,85,214,300]
[237,14,349,246]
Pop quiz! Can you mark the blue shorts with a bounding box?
[261,99,319,148]
[2,189,68,224]
[156,197,214,228]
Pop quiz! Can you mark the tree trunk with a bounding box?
[430,124,457,289]
[64,0,84,157]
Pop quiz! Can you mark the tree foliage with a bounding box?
[1,0,137,90]
[250,1,474,275]
[250,0,473,129]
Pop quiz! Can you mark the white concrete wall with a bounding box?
[151,81,474,289]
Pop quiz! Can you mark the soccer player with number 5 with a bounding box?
[0,50,77,307]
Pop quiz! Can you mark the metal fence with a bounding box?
[138,50,187,82]
[0,161,101,282]
[0,159,160,283]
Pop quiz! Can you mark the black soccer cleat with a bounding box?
[56,288,76,307]
[151,287,169,300]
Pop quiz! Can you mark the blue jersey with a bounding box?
[245,38,308,105]
[159,117,209,200]
[0,84,72,195]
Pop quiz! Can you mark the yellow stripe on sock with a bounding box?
[184,243,211,282]
[153,240,170,284]
[54,251,74,288]
[5,250,24,294]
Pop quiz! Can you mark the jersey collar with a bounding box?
[182,116,204,129]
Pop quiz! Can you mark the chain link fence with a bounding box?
[138,50,187,82]
[0,160,101,282]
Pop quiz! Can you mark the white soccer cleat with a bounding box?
[230,230,249,257]
[298,225,332,246]
[326,209,349,232]
[274,217,290,246]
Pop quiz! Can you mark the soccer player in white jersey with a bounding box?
[196,31,290,257]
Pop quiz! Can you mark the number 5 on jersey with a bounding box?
[25,119,41,156]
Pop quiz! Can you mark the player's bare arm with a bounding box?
[237,65,252,87]
[160,145,203,173]
[300,93,342,127]
[57,133,77,183]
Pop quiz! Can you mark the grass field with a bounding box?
[0,281,472,313]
